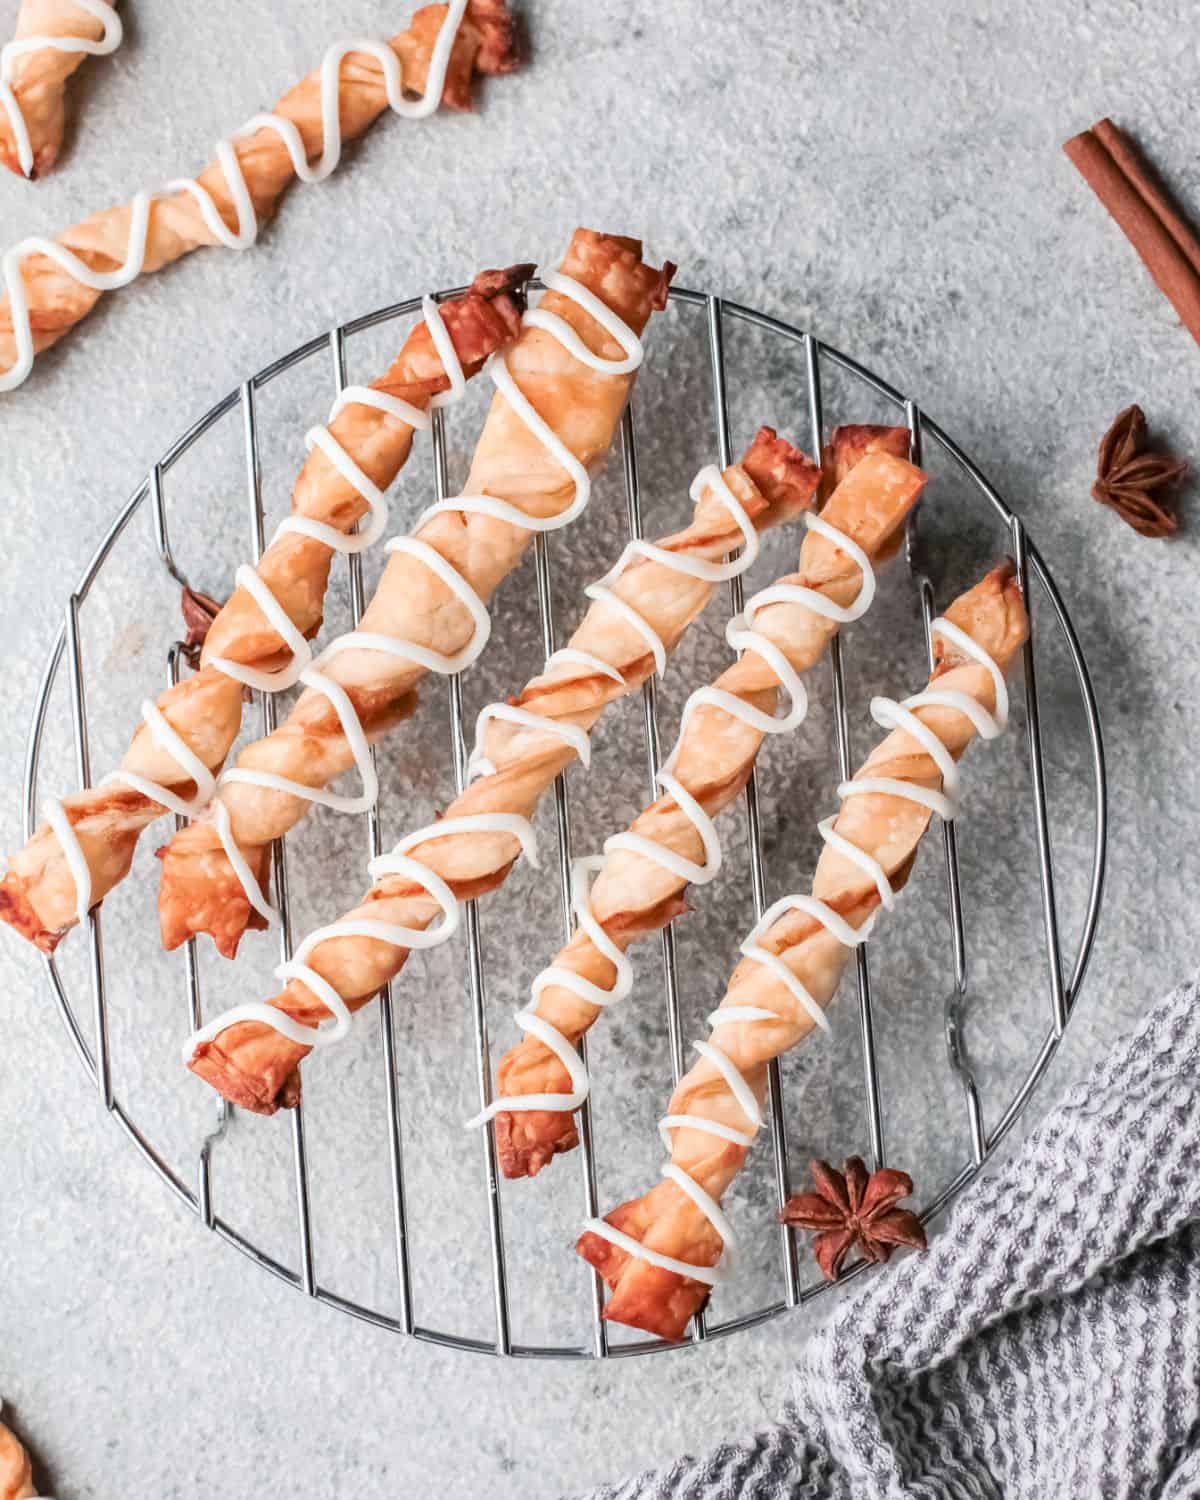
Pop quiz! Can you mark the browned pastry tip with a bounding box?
[819,424,912,501]
[0,1412,34,1500]
[0,878,57,954]
[155,840,271,961]
[429,0,521,106]
[576,1196,718,1340]
[932,560,1025,678]
[465,0,523,77]
[741,425,824,519]
[369,262,532,414]
[0,0,118,181]
[469,261,536,304]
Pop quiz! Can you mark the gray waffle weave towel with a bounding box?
[576,973,1200,1499]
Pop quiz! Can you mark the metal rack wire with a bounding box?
[22,283,1107,1358]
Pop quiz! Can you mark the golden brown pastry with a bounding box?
[0,0,122,179]
[0,266,528,951]
[0,1410,34,1500]
[0,1,518,389]
[182,426,821,1114]
[577,563,1028,1339]
[157,230,674,957]
[492,427,926,1178]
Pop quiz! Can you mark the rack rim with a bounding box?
[21,282,1107,1359]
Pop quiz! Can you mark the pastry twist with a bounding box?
[576,563,1029,1339]
[0,1,518,388]
[0,266,528,951]
[492,427,927,1178]
[0,0,121,179]
[183,427,822,1114]
[0,1405,34,1500]
[157,230,675,956]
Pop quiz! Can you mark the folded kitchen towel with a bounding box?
[574,971,1200,1499]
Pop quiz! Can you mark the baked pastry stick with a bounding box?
[158,230,674,957]
[0,0,122,179]
[0,1410,33,1500]
[577,563,1028,1339]
[0,0,518,389]
[492,428,926,1178]
[0,267,527,952]
[184,427,822,1113]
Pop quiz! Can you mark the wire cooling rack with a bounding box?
[22,283,1107,1358]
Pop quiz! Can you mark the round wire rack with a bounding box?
[23,282,1107,1358]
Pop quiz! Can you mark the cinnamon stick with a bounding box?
[1064,117,1200,346]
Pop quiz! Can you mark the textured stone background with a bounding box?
[1,2,1198,1496]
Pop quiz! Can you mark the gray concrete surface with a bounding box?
[1,1,1198,1495]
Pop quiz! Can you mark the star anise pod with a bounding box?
[179,585,222,648]
[780,1156,927,1281]
[1092,404,1187,538]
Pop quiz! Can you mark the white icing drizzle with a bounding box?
[834,615,1010,884]
[0,0,468,389]
[184,810,541,1060]
[595,466,759,596]
[527,856,634,1010]
[210,276,643,925]
[100,698,217,816]
[542,648,625,686]
[212,799,278,929]
[205,294,453,694]
[41,797,90,926]
[0,0,122,178]
[465,856,633,1128]
[580,1163,737,1288]
[613,619,1011,1283]
[463,461,762,790]
[908,616,1010,734]
[734,891,873,1035]
[467,647,627,778]
[393,812,540,866]
[219,665,380,815]
[583,465,760,677]
[691,1038,762,1130]
[599,512,875,893]
[817,811,903,910]
[466,702,592,782]
[468,1006,592,1125]
[523,271,644,375]
[730,512,877,626]
[206,564,318,694]
[604,768,724,884]
[182,847,460,1059]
